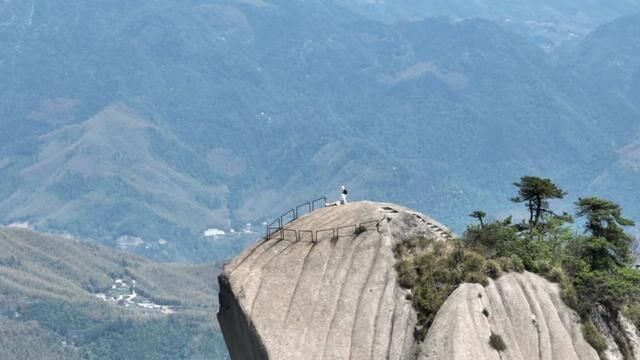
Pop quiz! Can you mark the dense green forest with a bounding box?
[0,228,227,359]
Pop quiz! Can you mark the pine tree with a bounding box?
[576,197,635,265]
[511,176,567,229]
[469,211,486,227]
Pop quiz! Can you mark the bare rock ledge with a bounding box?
[217,201,599,359]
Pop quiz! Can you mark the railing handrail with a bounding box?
[312,197,327,211]
[263,206,452,244]
[281,208,296,226]
[263,216,384,244]
[296,202,312,218]
[266,196,327,240]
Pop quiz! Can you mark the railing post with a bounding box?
[263,196,325,242]
[296,202,312,219]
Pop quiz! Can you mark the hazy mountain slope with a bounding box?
[559,13,640,226]
[587,136,640,231]
[336,0,640,21]
[1,0,639,261]
[227,14,614,228]
[563,12,640,104]
[0,103,242,261]
[332,0,640,47]
[0,226,226,359]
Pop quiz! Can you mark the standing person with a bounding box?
[325,185,349,207]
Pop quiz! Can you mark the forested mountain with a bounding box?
[0,0,639,262]
[0,226,226,359]
[564,13,640,227]
[333,0,640,48]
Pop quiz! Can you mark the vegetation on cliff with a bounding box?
[395,176,640,358]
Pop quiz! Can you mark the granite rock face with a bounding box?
[421,272,599,360]
[217,202,600,360]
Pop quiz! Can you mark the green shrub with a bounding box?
[416,236,433,250]
[515,238,556,272]
[560,284,583,315]
[395,259,417,289]
[462,251,486,273]
[497,257,510,271]
[447,248,466,268]
[509,255,525,272]
[394,236,437,258]
[413,283,452,340]
[489,333,507,352]
[582,318,608,354]
[462,219,518,258]
[530,259,553,276]
[497,255,525,273]
[464,271,489,286]
[394,238,496,342]
[414,254,438,277]
[484,260,502,279]
[546,266,566,284]
[432,240,447,257]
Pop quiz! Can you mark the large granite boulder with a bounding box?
[217,201,601,359]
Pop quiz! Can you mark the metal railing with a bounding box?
[312,197,326,211]
[266,218,282,240]
[265,197,327,240]
[264,202,454,244]
[265,216,387,244]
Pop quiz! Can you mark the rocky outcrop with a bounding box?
[217,202,601,359]
[218,202,436,359]
[421,272,598,360]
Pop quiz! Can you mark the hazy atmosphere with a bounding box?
[1,0,639,359]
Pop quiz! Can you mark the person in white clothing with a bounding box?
[325,185,349,207]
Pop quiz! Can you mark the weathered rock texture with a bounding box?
[217,201,600,359]
[421,273,598,360]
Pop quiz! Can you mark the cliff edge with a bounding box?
[217,201,601,359]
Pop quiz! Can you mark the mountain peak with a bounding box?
[217,202,601,359]
[218,201,449,359]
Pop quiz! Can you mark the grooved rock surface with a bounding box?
[217,201,599,360]
[218,202,446,360]
[421,272,599,360]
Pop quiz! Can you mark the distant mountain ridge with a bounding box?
[0,0,639,261]
[330,0,640,48]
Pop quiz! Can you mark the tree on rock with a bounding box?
[469,211,486,227]
[576,197,636,265]
[511,176,568,230]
